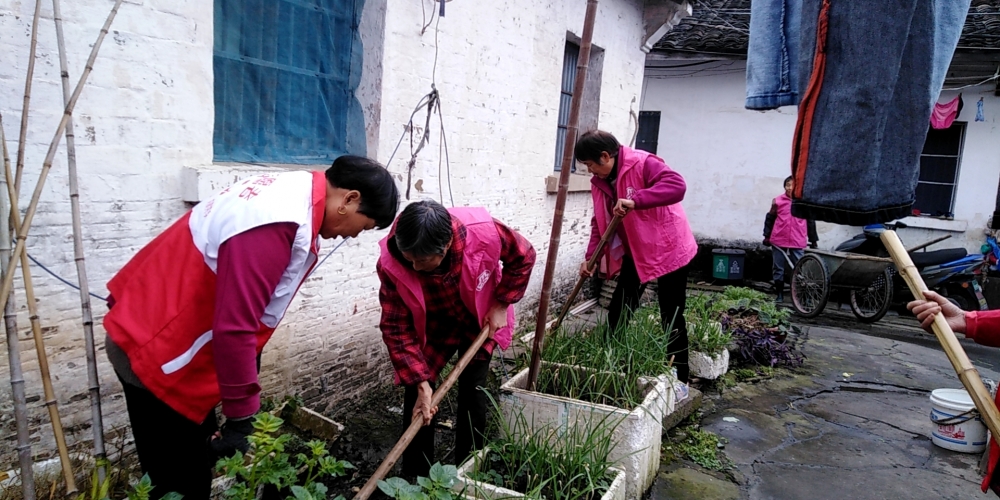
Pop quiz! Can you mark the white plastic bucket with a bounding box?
[929,388,988,453]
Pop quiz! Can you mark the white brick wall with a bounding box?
[0,0,648,465]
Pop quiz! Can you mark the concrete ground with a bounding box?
[651,310,1000,500]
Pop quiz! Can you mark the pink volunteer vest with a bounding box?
[770,194,808,249]
[591,147,698,283]
[377,207,515,384]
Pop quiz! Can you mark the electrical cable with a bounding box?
[26,252,109,302]
[28,233,350,304]
[436,99,455,207]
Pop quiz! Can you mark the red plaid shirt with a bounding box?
[378,217,536,386]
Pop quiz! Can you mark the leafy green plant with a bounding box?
[678,430,727,471]
[215,413,354,500]
[464,403,620,500]
[688,320,732,355]
[684,293,732,355]
[540,305,678,408]
[720,286,771,306]
[378,463,458,500]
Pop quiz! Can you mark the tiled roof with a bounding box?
[653,0,1000,55]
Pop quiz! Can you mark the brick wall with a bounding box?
[0,0,648,467]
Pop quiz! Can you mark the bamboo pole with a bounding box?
[880,230,1000,439]
[52,0,107,482]
[3,135,78,495]
[354,326,492,500]
[0,0,123,315]
[526,0,600,391]
[550,214,622,332]
[14,0,43,196]
[1,114,36,500]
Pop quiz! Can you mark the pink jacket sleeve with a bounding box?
[965,310,1000,348]
[213,222,298,418]
[630,155,686,210]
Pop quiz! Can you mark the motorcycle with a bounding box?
[835,222,986,313]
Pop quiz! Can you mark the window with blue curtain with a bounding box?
[213,0,366,164]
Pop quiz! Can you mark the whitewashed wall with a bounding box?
[0,0,649,465]
[642,60,1000,254]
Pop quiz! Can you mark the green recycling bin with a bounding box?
[712,249,745,281]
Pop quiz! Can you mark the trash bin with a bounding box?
[712,249,745,281]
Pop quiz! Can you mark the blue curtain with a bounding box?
[213,0,366,164]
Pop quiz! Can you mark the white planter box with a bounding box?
[689,349,730,380]
[455,447,626,500]
[499,362,669,499]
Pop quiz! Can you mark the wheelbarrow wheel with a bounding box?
[791,254,830,318]
[850,268,894,323]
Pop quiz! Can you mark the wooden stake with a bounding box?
[550,214,622,332]
[0,0,123,314]
[3,140,78,495]
[1,114,36,500]
[526,0,600,392]
[52,0,107,482]
[14,0,43,196]
[880,230,1000,439]
[354,326,492,500]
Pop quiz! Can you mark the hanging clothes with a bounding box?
[931,94,964,129]
[977,97,986,122]
[786,0,971,226]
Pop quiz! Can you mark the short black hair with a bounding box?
[325,155,400,229]
[394,200,453,257]
[784,176,794,185]
[574,130,621,163]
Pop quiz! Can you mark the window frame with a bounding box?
[554,41,581,172]
[914,121,967,218]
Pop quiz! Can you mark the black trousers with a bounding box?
[607,257,690,382]
[401,356,491,477]
[118,373,218,500]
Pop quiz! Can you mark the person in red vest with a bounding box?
[103,156,399,499]
[576,130,698,392]
[376,200,536,477]
[908,291,1000,495]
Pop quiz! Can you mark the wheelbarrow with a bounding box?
[786,248,895,323]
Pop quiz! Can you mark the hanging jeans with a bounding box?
[746,0,971,225]
[745,0,802,110]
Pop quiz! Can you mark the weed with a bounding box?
[716,372,738,390]
[731,368,758,382]
[678,430,727,471]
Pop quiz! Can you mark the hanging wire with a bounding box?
[943,68,1000,91]
[26,252,109,302]
[307,237,350,278]
[436,99,455,207]
[388,1,455,206]
[26,233,350,304]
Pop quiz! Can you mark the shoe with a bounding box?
[774,280,784,303]
[674,381,689,403]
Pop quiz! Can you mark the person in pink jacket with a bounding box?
[763,176,818,302]
[576,130,698,384]
[908,291,1000,495]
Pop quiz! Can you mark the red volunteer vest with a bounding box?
[104,171,326,422]
[377,207,515,384]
